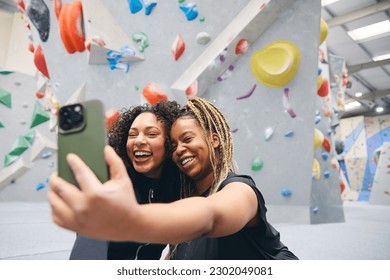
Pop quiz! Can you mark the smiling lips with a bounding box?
[180,156,195,167]
[133,151,152,161]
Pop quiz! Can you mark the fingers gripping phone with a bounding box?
[58,99,109,187]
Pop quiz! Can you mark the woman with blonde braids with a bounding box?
[48,97,298,260]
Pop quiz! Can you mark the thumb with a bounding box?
[104,145,129,181]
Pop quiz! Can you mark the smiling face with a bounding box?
[170,117,218,191]
[126,112,166,179]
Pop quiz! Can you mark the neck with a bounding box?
[194,172,214,195]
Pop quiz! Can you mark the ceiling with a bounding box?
[1,0,390,119]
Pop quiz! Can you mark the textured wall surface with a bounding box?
[1,0,326,223]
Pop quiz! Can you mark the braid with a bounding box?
[180,97,235,196]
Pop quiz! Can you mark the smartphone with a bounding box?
[58,99,109,187]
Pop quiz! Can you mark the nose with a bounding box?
[134,134,147,146]
[175,142,186,156]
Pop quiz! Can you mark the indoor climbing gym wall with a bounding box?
[369,141,390,206]
[0,0,344,224]
[309,37,344,225]
[337,115,390,201]
[338,116,368,200]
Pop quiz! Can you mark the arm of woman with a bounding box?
[49,145,259,243]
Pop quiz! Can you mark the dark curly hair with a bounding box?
[108,101,181,198]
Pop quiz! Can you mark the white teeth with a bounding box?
[134,151,152,157]
[181,157,194,165]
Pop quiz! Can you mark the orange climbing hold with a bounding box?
[172,34,185,61]
[54,0,62,19]
[143,83,168,105]
[317,77,329,97]
[34,44,50,79]
[106,109,120,132]
[58,1,85,54]
[322,137,331,153]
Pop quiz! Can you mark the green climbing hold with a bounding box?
[23,130,36,145]
[0,88,12,108]
[4,153,18,167]
[251,156,264,171]
[9,135,31,156]
[30,101,50,129]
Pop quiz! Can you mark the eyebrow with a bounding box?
[130,126,161,131]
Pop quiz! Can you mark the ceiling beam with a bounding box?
[347,58,390,74]
[326,1,390,27]
[354,88,390,101]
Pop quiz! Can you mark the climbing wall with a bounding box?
[364,115,390,201]
[369,141,390,205]
[338,116,368,200]
[0,0,334,224]
[337,115,390,201]
[309,40,344,224]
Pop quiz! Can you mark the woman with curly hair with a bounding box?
[50,97,297,260]
[69,101,181,260]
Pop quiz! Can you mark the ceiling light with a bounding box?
[355,92,362,97]
[373,53,390,61]
[344,101,362,111]
[347,20,390,41]
[321,0,339,7]
[376,107,384,113]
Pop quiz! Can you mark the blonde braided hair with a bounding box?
[177,97,235,197]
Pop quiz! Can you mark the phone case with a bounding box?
[58,99,109,187]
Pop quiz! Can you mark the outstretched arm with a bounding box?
[48,146,258,243]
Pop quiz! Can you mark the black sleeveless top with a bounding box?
[69,176,179,260]
[170,173,298,260]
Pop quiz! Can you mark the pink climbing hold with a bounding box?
[172,34,185,61]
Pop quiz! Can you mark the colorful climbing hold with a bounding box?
[314,128,324,150]
[236,84,256,100]
[144,1,157,16]
[235,39,249,55]
[312,158,321,180]
[312,207,319,214]
[179,3,198,21]
[324,170,330,178]
[172,34,186,61]
[27,0,50,42]
[0,88,12,108]
[320,18,328,45]
[128,0,143,14]
[284,130,294,137]
[9,135,31,156]
[33,44,50,79]
[322,137,331,153]
[250,40,300,88]
[186,80,198,99]
[143,83,168,105]
[4,154,18,167]
[36,182,46,191]
[196,32,211,45]
[132,32,149,52]
[58,1,86,54]
[317,77,329,97]
[321,152,329,161]
[35,91,45,99]
[41,150,53,159]
[106,108,120,132]
[251,156,264,171]
[264,127,273,142]
[217,65,234,81]
[283,88,296,118]
[30,101,50,129]
[281,188,292,197]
